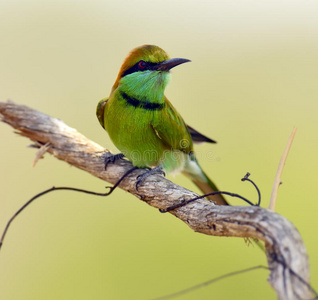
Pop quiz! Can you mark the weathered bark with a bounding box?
[0,101,314,300]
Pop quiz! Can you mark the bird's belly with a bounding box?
[105,105,187,172]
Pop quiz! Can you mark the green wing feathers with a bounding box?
[151,98,193,154]
[96,97,108,128]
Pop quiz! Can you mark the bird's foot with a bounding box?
[104,153,125,170]
[136,166,166,191]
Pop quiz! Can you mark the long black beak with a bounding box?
[154,58,191,71]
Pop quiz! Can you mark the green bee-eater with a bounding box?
[96,45,228,205]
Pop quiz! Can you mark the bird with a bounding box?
[96,45,228,205]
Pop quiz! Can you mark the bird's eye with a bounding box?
[138,60,147,69]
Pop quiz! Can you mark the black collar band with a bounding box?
[120,91,165,111]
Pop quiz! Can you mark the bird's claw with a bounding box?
[104,153,124,170]
[136,166,165,191]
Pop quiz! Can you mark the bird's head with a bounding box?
[112,45,190,100]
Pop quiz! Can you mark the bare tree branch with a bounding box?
[0,101,314,300]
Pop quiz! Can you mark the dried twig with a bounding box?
[269,128,297,211]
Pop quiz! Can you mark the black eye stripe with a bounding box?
[122,61,158,77]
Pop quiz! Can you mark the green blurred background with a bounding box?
[1,1,317,299]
